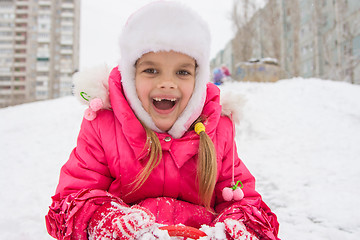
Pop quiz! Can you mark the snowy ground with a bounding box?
[0,78,359,239]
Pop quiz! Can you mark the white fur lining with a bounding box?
[119,1,211,138]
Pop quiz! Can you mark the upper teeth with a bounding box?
[153,98,176,102]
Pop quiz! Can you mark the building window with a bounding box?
[0,31,12,36]
[0,40,13,44]
[0,13,15,19]
[0,76,11,81]
[0,49,13,54]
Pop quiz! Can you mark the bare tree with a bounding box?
[260,0,281,61]
[311,0,323,77]
[289,0,301,76]
[321,0,360,83]
[231,0,257,64]
[340,17,360,83]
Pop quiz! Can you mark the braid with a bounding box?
[194,119,217,209]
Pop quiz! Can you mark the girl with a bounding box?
[45,1,280,240]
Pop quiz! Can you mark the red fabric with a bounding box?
[138,197,215,229]
[113,205,156,240]
[88,202,155,240]
[88,202,126,240]
[221,66,231,76]
[45,189,124,240]
[224,219,259,240]
[214,199,280,240]
[45,67,280,239]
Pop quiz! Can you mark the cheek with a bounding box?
[135,78,149,106]
[182,81,195,104]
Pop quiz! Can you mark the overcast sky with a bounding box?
[79,0,236,69]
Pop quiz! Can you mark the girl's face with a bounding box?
[135,51,196,132]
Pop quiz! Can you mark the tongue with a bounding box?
[153,99,175,110]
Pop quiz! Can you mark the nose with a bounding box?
[157,74,177,89]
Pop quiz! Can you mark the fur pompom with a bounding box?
[220,89,246,124]
[73,64,111,108]
[84,108,97,121]
[72,64,112,120]
[89,98,104,112]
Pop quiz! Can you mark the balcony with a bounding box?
[15,25,27,31]
[37,37,51,43]
[0,43,13,49]
[14,35,26,41]
[0,81,12,86]
[62,3,75,9]
[0,35,13,41]
[60,39,73,45]
[13,89,26,95]
[61,12,74,18]
[15,9,28,14]
[15,18,27,24]
[13,72,26,77]
[14,44,26,50]
[60,49,73,55]
[14,62,26,67]
[36,66,50,72]
[13,81,26,87]
[39,1,51,6]
[60,67,73,73]
[16,1,29,7]
[14,53,27,58]
[61,21,74,27]
[0,89,12,95]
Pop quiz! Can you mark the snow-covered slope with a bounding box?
[0,78,359,239]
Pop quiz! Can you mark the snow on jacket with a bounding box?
[45,67,279,239]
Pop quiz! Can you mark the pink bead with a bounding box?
[233,187,244,201]
[222,187,234,201]
[90,98,104,112]
[84,108,97,121]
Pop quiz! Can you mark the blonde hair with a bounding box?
[130,118,217,209]
[128,123,162,195]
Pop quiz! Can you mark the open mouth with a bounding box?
[152,97,177,111]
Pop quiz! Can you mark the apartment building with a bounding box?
[282,0,360,83]
[0,0,80,108]
[213,0,360,84]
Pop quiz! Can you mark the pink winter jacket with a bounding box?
[46,67,279,239]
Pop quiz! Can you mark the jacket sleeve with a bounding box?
[213,117,280,240]
[45,117,123,240]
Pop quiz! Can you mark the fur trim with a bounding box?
[73,64,112,120]
[220,88,246,124]
[119,1,211,138]
[73,64,111,109]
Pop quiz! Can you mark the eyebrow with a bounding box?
[136,60,156,67]
[179,63,196,69]
[136,61,196,69]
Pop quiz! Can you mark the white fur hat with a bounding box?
[119,1,211,139]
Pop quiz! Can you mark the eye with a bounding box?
[177,70,190,75]
[144,68,158,74]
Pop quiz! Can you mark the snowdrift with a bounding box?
[0,78,359,239]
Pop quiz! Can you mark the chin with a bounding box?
[155,122,174,132]
[157,125,171,132]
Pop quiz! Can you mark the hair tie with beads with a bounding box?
[194,122,206,135]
